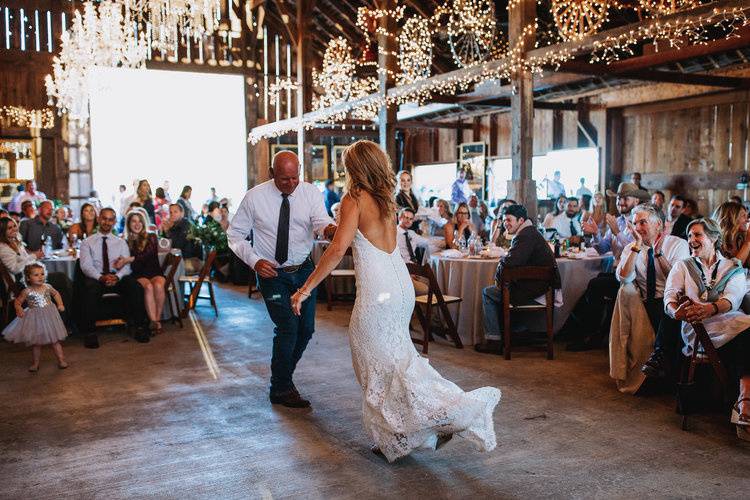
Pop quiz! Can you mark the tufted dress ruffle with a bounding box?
[348,230,501,462]
[2,284,67,346]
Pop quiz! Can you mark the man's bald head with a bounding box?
[271,151,301,195]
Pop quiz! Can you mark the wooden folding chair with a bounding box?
[677,320,730,430]
[405,262,463,354]
[500,266,556,360]
[0,260,21,328]
[161,252,184,328]
[179,250,218,317]
[325,247,355,310]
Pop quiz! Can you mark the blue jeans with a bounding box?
[482,286,504,341]
[257,260,316,395]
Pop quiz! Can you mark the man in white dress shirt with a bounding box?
[615,204,689,378]
[228,151,336,408]
[550,197,582,239]
[78,208,149,348]
[397,208,430,296]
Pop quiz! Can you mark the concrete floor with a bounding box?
[1,283,748,499]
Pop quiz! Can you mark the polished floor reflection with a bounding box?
[0,284,748,498]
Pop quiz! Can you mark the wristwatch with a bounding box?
[654,251,663,258]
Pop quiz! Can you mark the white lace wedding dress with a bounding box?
[348,230,501,462]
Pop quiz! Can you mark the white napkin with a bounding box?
[482,247,506,258]
[440,249,464,259]
[585,247,600,258]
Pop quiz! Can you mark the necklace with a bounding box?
[694,257,719,301]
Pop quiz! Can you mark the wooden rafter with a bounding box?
[270,0,298,46]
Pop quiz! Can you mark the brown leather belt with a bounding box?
[278,256,311,273]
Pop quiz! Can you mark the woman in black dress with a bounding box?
[125,211,165,333]
[395,170,420,231]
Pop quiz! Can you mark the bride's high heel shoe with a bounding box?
[730,397,750,427]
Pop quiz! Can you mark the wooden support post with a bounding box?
[605,108,624,194]
[489,114,498,157]
[377,0,398,165]
[508,0,537,220]
[295,0,315,179]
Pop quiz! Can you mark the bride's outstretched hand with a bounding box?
[291,289,309,316]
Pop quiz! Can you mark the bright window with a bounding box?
[89,67,248,213]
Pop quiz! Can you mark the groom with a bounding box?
[228,151,336,408]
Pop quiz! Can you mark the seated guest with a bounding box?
[543,195,567,229]
[20,200,36,221]
[0,217,75,320]
[611,204,689,390]
[444,202,476,249]
[125,211,166,334]
[568,183,645,350]
[395,170,420,232]
[550,196,582,239]
[8,211,20,224]
[651,190,665,212]
[468,194,485,235]
[135,179,155,223]
[162,203,200,273]
[15,180,47,209]
[666,195,691,240]
[78,208,149,348]
[581,192,607,238]
[489,199,516,247]
[19,200,63,252]
[219,205,231,232]
[428,199,452,236]
[713,201,750,268]
[117,201,142,234]
[67,203,99,245]
[330,202,342,225]
[730,195,744,205]
[397,208,430,296]
[476,204,561,354]
[663,218,750,433]
[323,179,340,217]
[53,206,72,234]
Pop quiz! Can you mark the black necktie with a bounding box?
[646,247,656,301]
[404,231,417,263]
[102,236,110,274]
[275,193,290,265]
[569,218,578,237]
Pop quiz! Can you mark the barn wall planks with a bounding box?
[620,94,750,217]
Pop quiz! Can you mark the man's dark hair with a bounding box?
[100,207,116,218]
[654,190,665,198]
[670,194,686,204]
[428,196,438,208]
[567,196,579,203]
[20,200,34,210]
[502,204,528,220]
[169,203,183,213]
[399,207,416,217]
[325,179,334,188]
[208,201,220,212]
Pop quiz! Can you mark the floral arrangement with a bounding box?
[187,219,228,253]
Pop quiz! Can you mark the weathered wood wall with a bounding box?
[620,90,750,217]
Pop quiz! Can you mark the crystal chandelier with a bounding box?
[118,0,222,51]
[44,1,147,123]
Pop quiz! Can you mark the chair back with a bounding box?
[499,266,556,301]
[0,259,20,298]
[162,252,183,286]
[406,261,441,305]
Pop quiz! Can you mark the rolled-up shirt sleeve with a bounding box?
[115,240,132,279]
[615,243,636,284]
[663,262,685,315]
[309,186,334,235]
[720,270,746,311]
[227,191,260,269]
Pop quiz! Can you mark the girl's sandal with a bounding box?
[58,362,68,369]
[28,365,39,373]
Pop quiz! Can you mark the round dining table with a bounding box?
[429,252,615,347]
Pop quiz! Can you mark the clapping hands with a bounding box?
[581,217,598,235]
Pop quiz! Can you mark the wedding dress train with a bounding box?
[348,230,501,462]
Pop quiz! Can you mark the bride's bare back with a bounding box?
[351,190,397,254]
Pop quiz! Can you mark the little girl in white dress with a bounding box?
[2,262,68,372]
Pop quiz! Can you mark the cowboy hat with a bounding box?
[606,182,650,201]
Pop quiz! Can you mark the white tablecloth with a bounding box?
[429,253,614,346]
[41,249,185,320]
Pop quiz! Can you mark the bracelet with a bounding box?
[711,302,719,315]
[297,288,310,297]
[631,246,641,253]
[654,252,663,258]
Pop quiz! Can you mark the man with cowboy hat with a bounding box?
[567,181,651,351]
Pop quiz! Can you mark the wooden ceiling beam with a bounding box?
[396,120,473,130]
[270,0,298,46]
[559,61,750,88]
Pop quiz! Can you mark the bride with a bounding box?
[291,140,500,462]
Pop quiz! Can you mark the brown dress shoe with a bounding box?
[474,339,503,355]
[270,389,311,408]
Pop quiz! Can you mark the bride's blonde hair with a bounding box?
[342,140,397,220]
